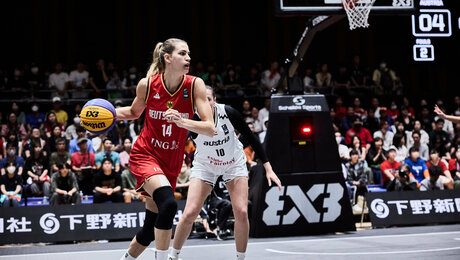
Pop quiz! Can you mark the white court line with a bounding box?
[266,246,460,256]
[2,230,460,258]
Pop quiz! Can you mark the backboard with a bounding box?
[275,0,417,16]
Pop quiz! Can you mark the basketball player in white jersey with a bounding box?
[170,86,282,260]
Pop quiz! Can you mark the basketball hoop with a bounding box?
[342,0,376,30]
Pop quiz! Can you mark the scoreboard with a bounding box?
[411,1,457,61]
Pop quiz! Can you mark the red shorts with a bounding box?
[129,152,178,198]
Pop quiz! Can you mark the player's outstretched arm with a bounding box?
[164,78,215,137]
[434,104,460,124]
[116,78,148,120]
[225,105,282,190]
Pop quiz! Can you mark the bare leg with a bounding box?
[172,178,213,250]
[226,177,249,253]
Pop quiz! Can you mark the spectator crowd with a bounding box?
[1,57,459,234]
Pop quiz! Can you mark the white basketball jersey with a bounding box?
[194,103,245,166]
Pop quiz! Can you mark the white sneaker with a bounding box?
[168,254,182,260]
[352,204,363,215]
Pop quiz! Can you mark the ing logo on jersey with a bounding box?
[183,88,189,100]
[167,101,174,109]
[221,124,229,135]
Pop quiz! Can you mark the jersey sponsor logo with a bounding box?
[183,88,189,100]
[263,183,343,225]
[167,101,174,109]
[153,93,160,99]
[221,124,229,135]
[218,113,228,120]
[148,109,189,120]
[150,137,179,150]
[207,156,235,166]
[203,135,230,146]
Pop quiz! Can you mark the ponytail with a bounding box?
[145,38,187,79]
[146,42,164,79]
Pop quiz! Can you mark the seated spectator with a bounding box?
[11,102,27,126]
[43,111,65,138]
[49,97,68,128]
[335,131,350,162]
[380,146,401,189]
[71,137,96,195]
[209,176,233,240]
[245,107,263,136]
[344,150,369,203]
[69,126,95,155]
[93,158,123,203]
[95,138,120,172]
[47,125,67,154]
[241,100,252,122]
[109,120,132,152]
[386,164,418,191]
[121,167,144,203]
[396,105,415,132]
[393,132,408,163]
[69,62,90,99]
[22,127,47,159]
[50,137,72,173]
[25,143,50,197]
[404,147,429,185]
[0,162,23,207]
[175,158,191,200]
[26,103,46,131]
[341,106,355,133]
[406,120,430,147]
[420,165,453,191]
[4,131,23,158]
[427,149,453,181]
[65,115,81,141]
[348,135,367,164]
[49,63,70,99]
[184,137,196,168]
[433,104,455,140]
[373,120,394,150]
[1,112,27,141]
[429,118,451,153]
[315,63,332,88]
[448,148,460,189]
[366,137,387,185]
[345,116,373,150]
[118,137,132,171]
[0,143,24,177]
[364,108,379,134]
[409,130,429,161]
[49,163,81,206]
[261,61,281,96]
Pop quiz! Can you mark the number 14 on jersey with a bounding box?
[162,124,172,137]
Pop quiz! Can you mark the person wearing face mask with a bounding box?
[25,143,51,197]
[25,63,45,91]
[0,162,23,207]
[0,143,24,177]
[345,116,373,151]
[65,116,81,141]
[26,103,46,131]
[335,131,350,162]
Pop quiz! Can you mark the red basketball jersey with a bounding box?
[130,73,196,177]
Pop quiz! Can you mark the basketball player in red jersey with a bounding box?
[117,38,215,260]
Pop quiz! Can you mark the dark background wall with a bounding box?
[1,0,459,101]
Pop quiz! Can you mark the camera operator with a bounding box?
[420,165,453,191]
[386,164,418,191]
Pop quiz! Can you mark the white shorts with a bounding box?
[190,155,248,186]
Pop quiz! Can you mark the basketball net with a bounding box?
[342,0,376,30]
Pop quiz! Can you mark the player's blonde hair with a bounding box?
[146,38,186,79]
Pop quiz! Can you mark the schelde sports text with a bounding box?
[82,120,106,129]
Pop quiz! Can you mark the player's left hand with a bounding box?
[165,109,185,127]
[266,169,282,191]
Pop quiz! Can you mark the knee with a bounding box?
[152,186,177,229]
[181,206,201,224]
[232,205,248,221]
